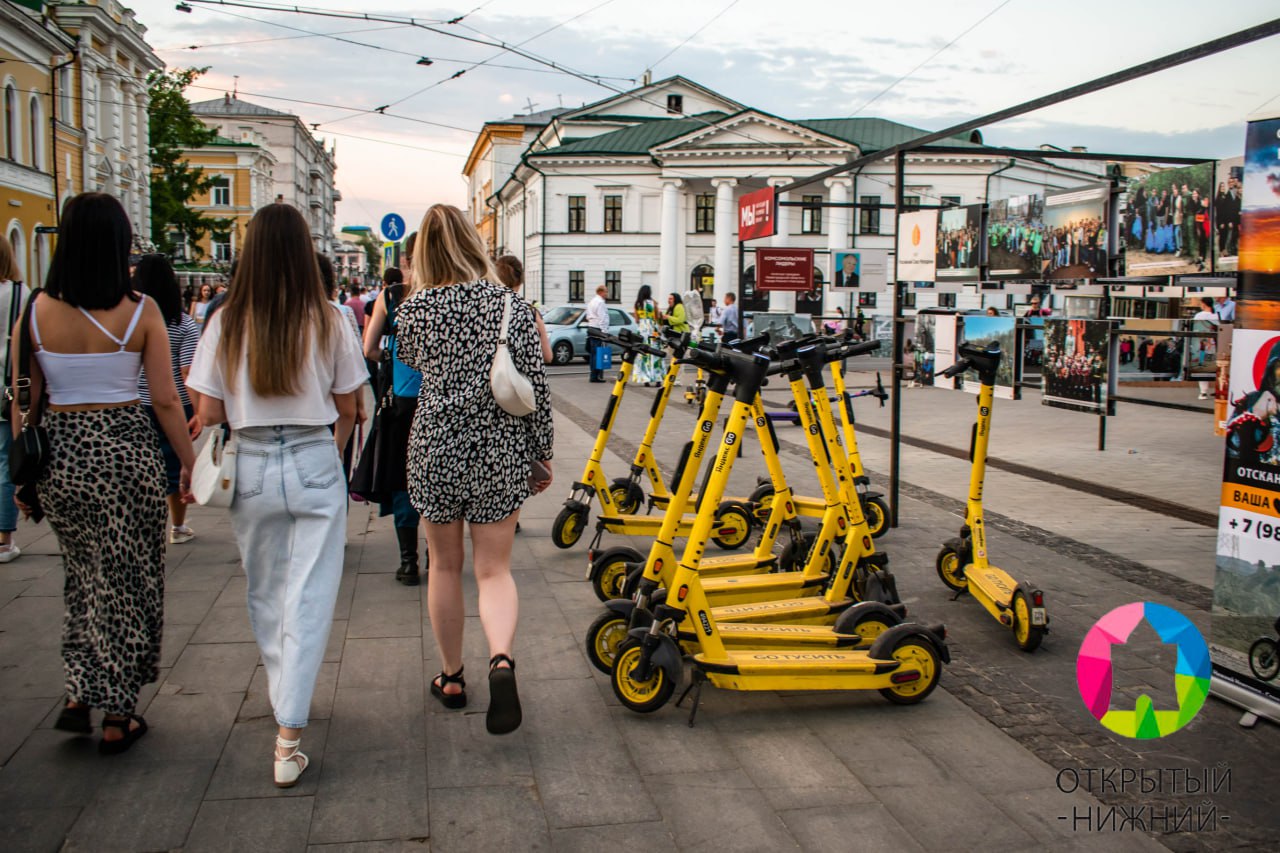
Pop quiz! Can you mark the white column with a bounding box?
[659,178,683,298]
[825,177,852,314]
[712,178,736,301]
[769,177,793,312]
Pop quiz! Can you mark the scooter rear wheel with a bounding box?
[590,546,644,602]
[878,635,942,705]
[585,611,629,674]
[748,483,775,523]
[1011,589,1046,653]
[552,506,588,549]
[833,601,902,643]
[1249,638,1280,681]
[935,546,968,592]
[609,478,645,515]
[863,497,890,539]
[611,639,677,713]
[711,501,753,551]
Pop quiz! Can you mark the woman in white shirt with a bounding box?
[188,204,366,787]
[189,283,214,327]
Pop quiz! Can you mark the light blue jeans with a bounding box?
[229,425,346,729]
[0,426,15,533]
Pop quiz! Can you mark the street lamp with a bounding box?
[416,57,434,66]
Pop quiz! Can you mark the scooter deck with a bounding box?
[596,514,746,541]
[703,572,830,605]
[712,596,854,625]
[682,622,867,648]
[697,553,778,578]
[694,648,897,676]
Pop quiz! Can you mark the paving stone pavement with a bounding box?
[0,371,1274,852]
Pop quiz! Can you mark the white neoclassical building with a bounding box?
[483,76,1108,320]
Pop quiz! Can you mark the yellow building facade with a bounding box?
[176,130,276,263]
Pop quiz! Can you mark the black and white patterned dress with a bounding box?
[396,279,553,523]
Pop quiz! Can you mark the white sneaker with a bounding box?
[0,543,20,563]
[170,525,196,545]
[274,736,309,788]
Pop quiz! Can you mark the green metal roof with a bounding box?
[797,118,982,152]
[532,112,728,157]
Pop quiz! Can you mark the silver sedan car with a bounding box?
[542,304,641,365]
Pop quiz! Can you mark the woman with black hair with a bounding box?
[631,284,663,386]
[10,193,196,754]
[133,255,203,544]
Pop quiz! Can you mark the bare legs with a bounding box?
[423,513,520,693]
[167,494,188,528]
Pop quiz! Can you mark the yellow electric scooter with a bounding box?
[609,345,947,721]
[935,341,1049,652]
[551,328,754,552]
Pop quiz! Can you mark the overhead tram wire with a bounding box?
[154,23,411,52]
[646,0,742,72]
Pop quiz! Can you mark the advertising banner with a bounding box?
[958,315,1019,400]
[738,186,776,241]
[756,248,814,291]
[1214,156,1243,273]
[1211,116,1280,724]
[933,312,958,380]
[987,193,1045,279]
[895,209,937,282]
[1041,183,1109,281]
[936,203,983,282]
[1041,318,1115,414]
[911,313,939,385]
[1122,163,1214,277]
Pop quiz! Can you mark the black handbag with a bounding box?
[9,290,48,488]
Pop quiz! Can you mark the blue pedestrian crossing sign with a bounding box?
[380,213,406,242]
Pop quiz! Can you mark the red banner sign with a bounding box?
[757,248,814,291]
[738,186,776,241]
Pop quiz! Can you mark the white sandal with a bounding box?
[273,735,309,788]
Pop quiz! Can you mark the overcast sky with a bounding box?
[128,0,1280,232]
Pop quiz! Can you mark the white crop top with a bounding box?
[32,296,146,406]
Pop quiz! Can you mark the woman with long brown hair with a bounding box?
[396,204,553,735]
[12,193,196,754]
[188,203,365,786]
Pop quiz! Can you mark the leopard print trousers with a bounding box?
[39,406,167,715]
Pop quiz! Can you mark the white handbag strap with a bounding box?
[498,291,513,345]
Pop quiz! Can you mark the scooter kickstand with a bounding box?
[676,671,706,727]
[950,589,968,601]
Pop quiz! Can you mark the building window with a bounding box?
[903,291,917,309]
[941,195,961,208]
[567,195,585,232]
[4,84,17,162]
[902,195,921,210]
[695,194,715,233]
[569,270,585,301]
[604,270,621,302]
[939,292,957,308]
[211,177,231,207]
[801,195,822,234]
[603,195,622,232]
[28,96,42,171]
[858,292,877,308]
[859,195,880,235]
[212,234,232,262]
[667,94,683,114]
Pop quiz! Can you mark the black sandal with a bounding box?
[98,714,148,755]
[431,667,467,709]
[486,654,522,735]
[54,702,91,734]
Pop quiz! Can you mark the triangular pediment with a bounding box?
[558,76,744,123]
[652,110,858,155]
[96,156,114,177]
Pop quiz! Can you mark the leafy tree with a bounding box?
[148,67,231,260]
[354,230,382,273]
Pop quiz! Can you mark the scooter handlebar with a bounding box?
[830,339,881,360]
[941,357,971,379]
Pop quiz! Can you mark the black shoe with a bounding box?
[431,668,467,709]
[486,654,522,735]
[54,702,91,734]
[394,526,420,587]
[98,714,147,755]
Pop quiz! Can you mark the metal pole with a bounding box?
[889,151,905,528]
[1098,413,1107,452]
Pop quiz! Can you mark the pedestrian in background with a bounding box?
[395,204,554,735]
[494,255,552,364]
[344,283,367,332]
[1193,297,1219,400]
[17,192,195,754]
[132,254,203,544]
[362,235,428,585]
[720,292,739,340]
[318,253,367,480]
[631,285,663,386]
[0,233,29,563]
[585,284,610,382]
[188,203,365,786]
[189,282,214,328]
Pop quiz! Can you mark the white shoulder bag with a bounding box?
[191,429,237,507]
[490,291,536,417]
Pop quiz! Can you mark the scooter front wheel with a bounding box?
[552,506,588,549]
[609,478,645,515]
[877,634,942,705]
[611,639,677,713]
[711,501,753,551]
[748,483,775,523]
[585,610,630,674]
[1249,637,1280,681]
[863,496,891,539]
[1011,589,1046,653]
[589,546,644,602]
[935,546,968,593]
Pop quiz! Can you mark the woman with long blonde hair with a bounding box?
[396,204,553,735]
[188,203,366,786]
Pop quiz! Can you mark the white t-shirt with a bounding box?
[187,307,367,429]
